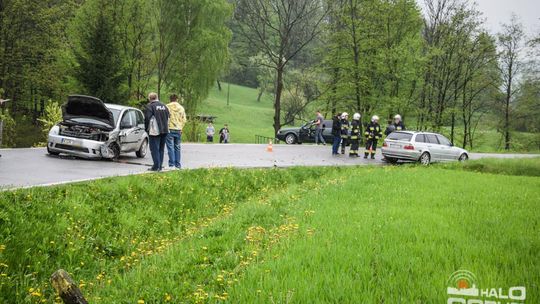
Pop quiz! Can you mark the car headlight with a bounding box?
[48,125,60,136]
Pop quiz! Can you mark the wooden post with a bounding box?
[50,269,88,304]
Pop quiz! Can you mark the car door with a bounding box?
[435,134,456,161]
[119,110,140,152]
[134,110,146,147]
[425,134,442,161]
[322,120,334,142]
[298,123,314,142]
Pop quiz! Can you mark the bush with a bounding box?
[37,101,63,141]
[0,110,16,148]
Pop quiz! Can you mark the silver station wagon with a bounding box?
[381,131,469,165]
[47,95,149,160]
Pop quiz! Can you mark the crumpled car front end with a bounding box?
[47,124,119,159]
[47,95,119,159]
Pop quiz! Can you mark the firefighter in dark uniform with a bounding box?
[349,113,361,157]
[385,114,406,136]
[364,115,382,159]
[340,112,350,154]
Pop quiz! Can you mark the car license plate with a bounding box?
[390,144,401,149]
[61,138,75,145]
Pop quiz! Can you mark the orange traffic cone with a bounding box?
[266,140,273,152]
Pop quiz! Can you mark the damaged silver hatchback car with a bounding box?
[47,95,149,160]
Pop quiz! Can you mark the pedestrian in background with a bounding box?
[219,124,230,143]
[331,113,342,155]
[166,94,186,169]
[144,92,170,171]
[206,122,215,142]
[314,110,326,145]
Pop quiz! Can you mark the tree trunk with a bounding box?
[50,269,88,304]
[217,79,222,91]
[504,92,511,150]
[273,65,284,136]
[450,112,455,145]
[256,88,263,102]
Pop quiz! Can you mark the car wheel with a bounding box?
[109,143,120,161]
[459,153,468,161]
[136,139,148,158]
[47,146,60,156]
[419,152,431,166]
[285,133,297,145]
[385,157,398,164]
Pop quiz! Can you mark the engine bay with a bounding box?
[59,123,109,142]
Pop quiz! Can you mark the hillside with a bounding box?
[199,83,275,143]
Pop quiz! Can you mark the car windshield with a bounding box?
[109,109,121,124]
[387,132,412,141]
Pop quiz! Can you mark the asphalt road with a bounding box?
[0,144,538,189]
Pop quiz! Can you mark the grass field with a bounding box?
[0,159,539,303]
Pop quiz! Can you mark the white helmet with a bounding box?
[371,115,379,122]
[353,113,361,120]
[394,114,402,121]
[341,112,349,119]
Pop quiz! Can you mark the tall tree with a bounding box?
[152,0,232,113]
[497,15,525,150]
[74,0,127,103]
[234,0,327,135]
[321,0,422,128]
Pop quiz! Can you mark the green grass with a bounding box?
[1,165,539,303]
[440,157,540,177]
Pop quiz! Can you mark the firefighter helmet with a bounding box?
[353,113,361,120]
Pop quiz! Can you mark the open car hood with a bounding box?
[62,95,115,129]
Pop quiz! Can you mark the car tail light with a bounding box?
[382,142,388,147]
[404,144,414,150]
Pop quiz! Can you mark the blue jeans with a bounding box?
[315,128,325,144]
[166,130,182,168]
[149,134,168,170]
[332,135,341,154]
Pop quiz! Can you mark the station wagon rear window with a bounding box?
[387,132,412,141]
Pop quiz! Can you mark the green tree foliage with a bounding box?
[152,0,232,114]
[37,101,63,141]
[322,0,423,126]
[0,0,75,113]
[0,110,16,147]
[73,0,127,103]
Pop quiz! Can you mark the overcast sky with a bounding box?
[418,0,539,37]
[474,0,539,36]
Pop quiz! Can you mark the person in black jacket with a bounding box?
[385,114,406,136]
[144,92,170,171]
[364,115,382,159]
[349,113,361,157]
[331,113,342,155]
